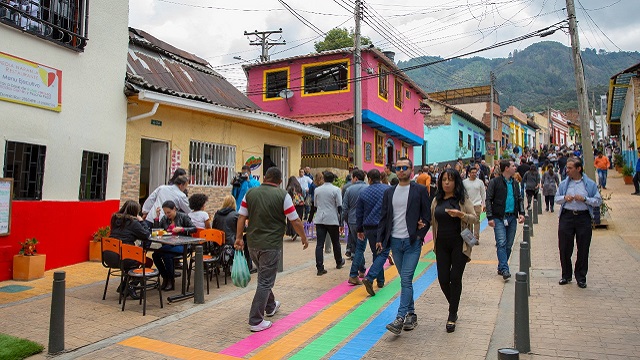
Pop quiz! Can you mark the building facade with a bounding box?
[550,109,569,146]
[0,1,129,280]
[529,112,550,148]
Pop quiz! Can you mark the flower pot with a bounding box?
[624,175,633,184]
[615,166,622,173]
[13,254,46,281]
[89,241,102,262]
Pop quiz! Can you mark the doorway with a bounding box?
[140,139,169,205]
[263,144,288,189]
[385,138,395,167]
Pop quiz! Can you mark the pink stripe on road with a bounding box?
[219,282,354,357]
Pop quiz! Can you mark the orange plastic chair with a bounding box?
[101,237,122,301]
[120,243,163,316]
[187,229,225,293]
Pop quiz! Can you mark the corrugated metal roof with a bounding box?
[608,62,639,123]
[126,28,259,110]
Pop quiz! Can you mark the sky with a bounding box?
[129,0,640,89]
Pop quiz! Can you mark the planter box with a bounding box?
[624,175,633,184]
[89,241,102,262]
[13,254,46,281]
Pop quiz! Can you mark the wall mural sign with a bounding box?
[0,52,62,112]
[245,156,262,171]
[171,149,181,176]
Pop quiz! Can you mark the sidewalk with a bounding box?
[0,172,638,359]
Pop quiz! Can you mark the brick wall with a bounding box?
[120,162,140,208]
[188,185,233,214]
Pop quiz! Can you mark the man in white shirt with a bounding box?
[463,167,486,242]
[313,171,345,276]
[142,175,191,226]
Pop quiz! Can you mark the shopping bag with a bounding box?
[231,250,251,288]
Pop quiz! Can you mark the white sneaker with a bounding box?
[266,301,281,317]
[249,320,272,332]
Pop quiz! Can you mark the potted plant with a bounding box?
[13,238,46,281]
[593,189,612,225]
[90,226,110,261]
[614,154,624,172]
[622,165,634,184]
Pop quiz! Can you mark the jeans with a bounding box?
[597,169,607,188]
[348,226,366,278]
[362,228,388,284]
[315,224,343,270]
[152,245,183,279]
[493,214,518,273]
[390,237,422,318]
[248,248,280,325]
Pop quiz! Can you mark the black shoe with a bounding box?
[362,278,376,296]
[336,258,346,269]
[577,281,587,288]
[345,251,352,259]
[377,281,385,288]
[249,268,258,274]
[633,192,640,195]
[497,270,503,276]
[446,314,458,333]
[127,286,140,300]
[317,269,327,276]
[162,277,175,291]
[174,271,181,278]
[502,271,511,280]
[403,313,417,331]
[386,317,404,335]
[559,278,571,285]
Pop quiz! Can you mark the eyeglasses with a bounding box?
[395,165,410,171]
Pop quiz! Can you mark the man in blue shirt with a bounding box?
[633,149,640,195]
[486,160,525,280]
[232,165,260,210]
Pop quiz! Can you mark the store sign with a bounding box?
[0,52,62,112]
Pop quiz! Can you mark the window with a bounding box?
[3,141,46,200]
[0,0,89,51]
[375,131,385,165]
[468,134,472,150]
[405,89,411,99]
[394,79,403,109]
[378,64,388,100]
[189,141,236,187]
[302,60,349,95]
[458,131,464,148]
[401,143,410,157]
[264,68,288,99]
[79,151,108,200]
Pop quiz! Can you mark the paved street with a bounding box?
[1,172,639,359]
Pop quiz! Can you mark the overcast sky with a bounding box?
[129,0,640,88]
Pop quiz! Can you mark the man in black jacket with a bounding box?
[486,159,525,280]
[378,157,431,335]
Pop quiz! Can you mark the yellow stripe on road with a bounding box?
[119,336,241,359]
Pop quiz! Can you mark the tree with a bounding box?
[314,27,372,52]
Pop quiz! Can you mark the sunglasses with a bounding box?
[395,165,410,171]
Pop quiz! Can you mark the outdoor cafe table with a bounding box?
[148,235,205,303]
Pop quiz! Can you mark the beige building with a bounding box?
[530,112,551,147]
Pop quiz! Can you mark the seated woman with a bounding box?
[152,200,197,291]
[108,200,152,299]
[213,195,254,272]
[188,193,211,229]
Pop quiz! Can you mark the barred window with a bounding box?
[79,151,108,200]
[189,141,236,187]
[3,141,46,200]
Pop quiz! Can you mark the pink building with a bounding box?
[243,48,427,172]
[550,109,569,146]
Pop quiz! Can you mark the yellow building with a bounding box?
[124,29,328,212]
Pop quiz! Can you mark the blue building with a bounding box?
[414,99,489,166]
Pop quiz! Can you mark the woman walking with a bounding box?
[431,168,478,333]
[542,167,560,212]
[286,176,305,240]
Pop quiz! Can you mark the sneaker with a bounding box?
[497,270,503,276]
[345,251,352,259]
[348,276,362,285]
[403,313,417,331]
[266,301,281,317]
[362,278,376,296]
[317,269,327,276]
[249,320,272,332]
[386,317,404,335]
[377,281,385,288]
[502,270,511,280]
[336,258,346,269]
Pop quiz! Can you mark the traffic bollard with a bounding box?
[519,241,530,296]
[48,271,65,354]
[532,200,539,224]
[527,209,534,237]
[498,348,520,360]
[194,245,205,304]
[514,272,531,353]
[523,223,530,247]
[536,192,543,214]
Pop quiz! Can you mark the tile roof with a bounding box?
[290,112,353,125]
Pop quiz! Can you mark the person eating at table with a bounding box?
[152,200,197,291]
[108,200,152,300]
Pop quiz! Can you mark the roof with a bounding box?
[126,28,259,110]
[290,112,353,126]
[427,98,490,132]
[607,61,640,124]
[242,47,429,99]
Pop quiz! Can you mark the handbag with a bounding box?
[460,228,478,247]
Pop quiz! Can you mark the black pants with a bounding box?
[545,195,554,211]
[633,172,640,193]
[525,190,538,209]
[558,211,592,282]
[435,234,468,316]
[315,224,343,270]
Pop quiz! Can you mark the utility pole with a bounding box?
[353,0,363,168]
[488,71,496,166]
[244,29,286,62]
[565,0,595,178]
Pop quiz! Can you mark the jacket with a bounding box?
[342,180,367,225]
[212,207,239,246]
[356,182,390,231]
[154,212,197,235]
[486,175,525,220]
[232,176,261,211]
[314,183,342,226]
[110,214,151,245]
[554,174,602,218]
[541,171,559,196]
[430,197,477,259]
[378,182,431,248]
[522,170,541,191]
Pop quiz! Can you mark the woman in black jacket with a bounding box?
[213,195,253,272]
[152,200,196,291]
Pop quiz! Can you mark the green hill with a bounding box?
[397,41,640,113]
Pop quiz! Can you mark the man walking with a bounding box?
[486,160,525,280]
[343,169,368,285]
[379,157,431,335]
[555,158,601,288]
[314,171,345,275]
[594,151,610,189]
[633,149,640,195]
[235,167,308,332]
[463,167,486,243]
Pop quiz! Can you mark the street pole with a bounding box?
[354,0,363,169]
[565,0,595,178]
[244,29,286,62]
[489,71,495,166]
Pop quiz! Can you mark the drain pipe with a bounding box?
[127,102,159,122]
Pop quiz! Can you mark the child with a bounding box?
[188,193,211,229]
